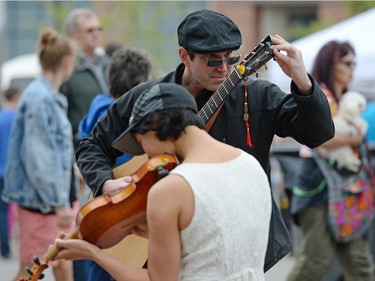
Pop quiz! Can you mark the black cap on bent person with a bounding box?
[177,9,242,55]
[112,83,198,155]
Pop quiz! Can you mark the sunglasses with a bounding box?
[339,60,357,68]
[199,54,241,68]
[84,27,102,34]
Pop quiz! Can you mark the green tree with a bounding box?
[96,1,206,76]
[43,2,91,33]
[288,1,375,40]
[288,16,334,41]
[41,1,206,75]
[346,1,375,16]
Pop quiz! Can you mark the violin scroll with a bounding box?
[16,258,48,281]
[16,230,80,281]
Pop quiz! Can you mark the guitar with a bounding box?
[17,154,178,281]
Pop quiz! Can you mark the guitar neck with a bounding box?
[197,35,274,124]
[198,68,243,123]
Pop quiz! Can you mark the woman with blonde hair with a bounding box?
[2,28,77,281]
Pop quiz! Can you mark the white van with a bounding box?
[0,47,106,93]
[0,53,40,93]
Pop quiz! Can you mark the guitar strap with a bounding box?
[204,102,224,132]
[205,83,253,148]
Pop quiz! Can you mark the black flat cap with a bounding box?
[177,9,242,54]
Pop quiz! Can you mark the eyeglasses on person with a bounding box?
[84,26,103,34]
[199,53,241,68]
[339,60,357,68]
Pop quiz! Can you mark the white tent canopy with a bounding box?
[266,8,375,98]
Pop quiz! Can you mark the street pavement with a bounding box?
[1,237,295,281]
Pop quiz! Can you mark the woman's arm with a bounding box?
[146,175,189,281]
[320,133,362,149]
[54,238,149,281]
[53,174,189,281]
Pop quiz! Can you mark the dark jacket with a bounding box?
[76,63,334,272]
[61,51,110,148]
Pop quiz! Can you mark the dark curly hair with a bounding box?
[109,47,152,98]
[135,108,204,141]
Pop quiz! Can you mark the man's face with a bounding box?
[73,15,102,53]
[188,51,238,92]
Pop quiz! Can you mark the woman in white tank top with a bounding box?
[52,83,272,281]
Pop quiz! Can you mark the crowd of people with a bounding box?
[0,5,374,281]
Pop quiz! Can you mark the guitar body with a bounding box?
[112,154,149,178]
[103,235,149,266]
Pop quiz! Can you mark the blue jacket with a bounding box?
[362,101,375,143]
[78,94,114,139]
[2,76,76,213]
[0,108,16,178]
[78,94,132,166]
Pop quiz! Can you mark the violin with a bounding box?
[17,153,178,281]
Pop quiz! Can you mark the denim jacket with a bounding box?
[2,76,75,213]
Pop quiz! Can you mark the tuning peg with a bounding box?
[39,273,45,279]
[34,256,41,265]
[26,267,33,275]
[264,64,268,70]
[255,71,259,78]
[156,167,169,180]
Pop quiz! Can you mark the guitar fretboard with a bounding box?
[198,68,243,123]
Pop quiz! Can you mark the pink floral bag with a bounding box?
[315,140,375,242]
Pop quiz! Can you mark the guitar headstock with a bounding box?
[17,256,48,281]
[237,35,274,78]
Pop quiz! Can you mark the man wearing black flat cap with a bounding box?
[76,9,334,272]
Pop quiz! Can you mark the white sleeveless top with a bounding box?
[171,150,272,281]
